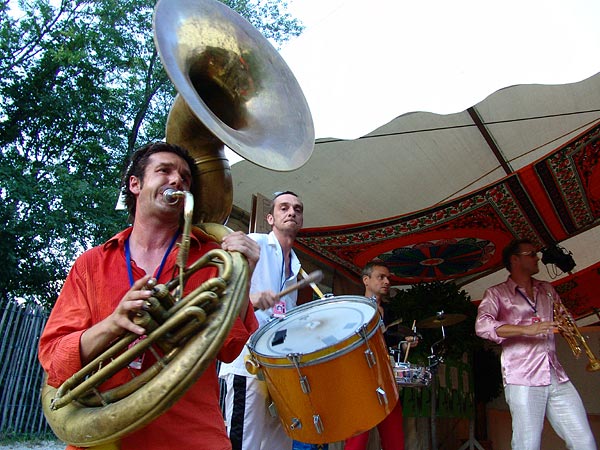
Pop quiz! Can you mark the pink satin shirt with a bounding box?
[475,276,569,387]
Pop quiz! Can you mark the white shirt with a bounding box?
[219,231,302,377]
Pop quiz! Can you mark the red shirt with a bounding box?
[39,227,258,450]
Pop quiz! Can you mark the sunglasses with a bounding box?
[515,251,538,257]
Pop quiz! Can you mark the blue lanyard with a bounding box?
[125,231,179,287]
[516,288,537,314]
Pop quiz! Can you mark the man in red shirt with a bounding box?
[39,142,260,450]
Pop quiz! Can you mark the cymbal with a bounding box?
[417,312,466,328]
[385,325,416,338]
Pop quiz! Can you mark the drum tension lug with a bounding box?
[376,387,389,406]
[357,324,377,368]
[313,414,324,434]
[288,353,311,394]
[268,402,278,418]
[300,375,311,394]
[364,349,376,368]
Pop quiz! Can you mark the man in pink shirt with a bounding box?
[475,238,596,450]
[39,142,260,450]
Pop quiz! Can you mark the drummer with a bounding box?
[219,191,325,450]
[345,261,417,450]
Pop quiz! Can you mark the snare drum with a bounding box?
[246,296,398,444]
[393,362,432,388]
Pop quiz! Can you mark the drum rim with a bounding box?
[248,296,382,367]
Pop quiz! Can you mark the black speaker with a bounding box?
[541,244,576,273]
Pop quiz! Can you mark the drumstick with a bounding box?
[383,318,403,333]
[300,268,325,299]
[403,320,417,363]
[277,270,323,299]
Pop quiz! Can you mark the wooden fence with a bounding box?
[0,301,227,439]
[0,301,52,437]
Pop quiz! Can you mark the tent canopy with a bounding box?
[230,73,600,322]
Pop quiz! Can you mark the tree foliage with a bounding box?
[0,0,303,308]
[387,281,479,361]
[387,280,502,402]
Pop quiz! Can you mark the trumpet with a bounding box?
[551,293,600,372]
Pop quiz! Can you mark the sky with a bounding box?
[278,0,600,140]
[224,0,600,165]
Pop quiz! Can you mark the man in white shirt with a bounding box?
[219,191,304,450]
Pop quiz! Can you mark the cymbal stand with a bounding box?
[428,325,483,450]
[457,419,485,450]
[428,328,444,450]
[455,340,483,450]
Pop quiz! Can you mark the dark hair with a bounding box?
[121,142,197,219]
[502,238,534,271]
[269,191,301,215]
[362,260,389,277]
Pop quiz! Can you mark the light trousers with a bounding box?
[504,374,596,450]
[222,373,292,450]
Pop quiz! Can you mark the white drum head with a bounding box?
[251,296,376,357]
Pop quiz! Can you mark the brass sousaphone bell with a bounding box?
[155,0,314,223]
[41,0,314,446]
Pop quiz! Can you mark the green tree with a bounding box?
[388,280,479,362]
[0,0,303,308]
[388,281,502,403]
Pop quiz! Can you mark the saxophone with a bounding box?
[551,292,600,372]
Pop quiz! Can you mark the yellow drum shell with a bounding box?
[247,296,399,444]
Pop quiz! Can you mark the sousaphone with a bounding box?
[41,0,314,446]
